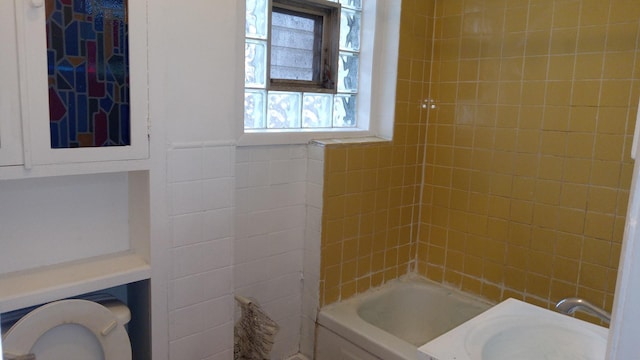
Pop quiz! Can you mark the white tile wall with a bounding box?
[301,143,324,358]
[168,143,236,360]
[167,142,324,360]
[235,145,309,360]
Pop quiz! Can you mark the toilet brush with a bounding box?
[234,295,279,360]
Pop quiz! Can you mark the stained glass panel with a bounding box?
[46,0,130,148]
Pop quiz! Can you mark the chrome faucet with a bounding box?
[555,297,611,323]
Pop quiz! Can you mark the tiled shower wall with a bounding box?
[418,0,640,316]
[319,0,437,306]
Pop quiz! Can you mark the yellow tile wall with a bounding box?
[319,0,437,306]
[418,0,640,318]
[320,0,640,318]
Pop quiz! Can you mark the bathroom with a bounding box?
[0,0,638,359]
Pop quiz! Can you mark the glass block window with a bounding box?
[46,0,130,148]
[244,0,362,131]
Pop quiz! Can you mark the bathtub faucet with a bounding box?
[555,297,611,323]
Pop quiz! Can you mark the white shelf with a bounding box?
[0,159,150,181]
[0,251,151,313]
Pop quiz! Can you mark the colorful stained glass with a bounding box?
[46,0,130,148]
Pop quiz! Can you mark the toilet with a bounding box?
[2,297,132,360]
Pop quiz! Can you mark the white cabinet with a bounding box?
[0,0,149,176]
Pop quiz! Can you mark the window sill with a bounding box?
[237,128,390,147]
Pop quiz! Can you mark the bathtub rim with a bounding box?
[316,274,494,360]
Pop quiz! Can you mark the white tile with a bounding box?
[169,295,233,341]
[271,182,306,208]
[172,212,204,247]
[307,159,324,185]
[307,143,325,161]
[169,321,233,360]
[267,227,305,256]
[168,147,203,183]
[202,178,234,210]
[170,181,204,215]
[246,186,272,212]
[169,266,233,310]
[234,162,251,189]
[235,147,251,163]
[270,159,307,184]
[203,146,234,179]
[171,238,233,279]
[203,349,233,360]
[267,250,303,279]
[267,206,306,234]
[306,182,323,208]
[203,207,234,240]
[234,258,270,288]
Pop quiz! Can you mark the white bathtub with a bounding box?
[315,276,492,360]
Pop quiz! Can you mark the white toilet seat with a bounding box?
[2,299,132,360]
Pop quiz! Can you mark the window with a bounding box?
[240,0,401,145]
[244,0,362,130]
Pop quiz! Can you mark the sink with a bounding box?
[418,298,609,360]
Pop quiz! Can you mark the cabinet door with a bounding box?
[0,1,25,166]
[15,0,149,166]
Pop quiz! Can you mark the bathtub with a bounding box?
[315,276,492,360]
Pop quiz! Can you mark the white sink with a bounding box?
[418,298,609,360]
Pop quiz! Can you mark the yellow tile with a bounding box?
[556,207,586,234]
[505,6,528,32]
[341,281,357,300]
[526,272,551,299]
[600,80,632,107]
[325,172,347,197]
[549,28,578,55]
[572,80,601,106]
[534,180,562,205]
[496,106,520,128]
[545,81,573,107]
[527,4,552,31]
[553,257,580,284]
[530,251,553,276]
[579,263,609,291]
[498,82,522,105]
[505,267,527,291]
[603,52,635,80]
[525,31,551,56]
[563,158,592,184]
[584,212,615,240]
[523,56,548,81]
[560,183,588,209]
[591,161,621,187]
[489,195,511,219]
[512,177,535,200]
[548,55,575,80]
[580,0,610,26]
[533,203,558,228]
[323,285,340,305]
[510,200,533,224]
[341,260,357,283]
[538,156,564,181]
[609,0,640,23]
[550,279,577,304]
[540,131,567,156]
[481,283,503,303]
[494,128,517,151]
[555,233,583,260]
[569,107,597,132]
[597,107,628,135]
[543,106,570,131]
[574,53,604,80]
[588,187,618,214]
[507,223,531,247]
[552,1,580,28]
[576,26,607,53]
[461,276,483,296]
[521,81,546,105]
[582,237,612,267]
[491,174,513,197]
[606,23,638,52]
[566,133,594,158]
[514,153,539,177]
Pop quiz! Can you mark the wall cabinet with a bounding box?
[1,0,149,176]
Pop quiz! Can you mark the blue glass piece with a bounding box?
[47,50,56,76]
[50,123,60,148]
[58,115,69,148]
[100,94,114,113]
[81,22,96,40]
[73,0,87,14]
[68,94,77,142]
[51,11,63,27]
[120,104,130,144]
[107,54,126,85]
[56,74,72,90]
[76,63,87,93]
[64,21,79,56]
[94,12,104,32]
[77,94,88,132]
[58,59,75,87]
